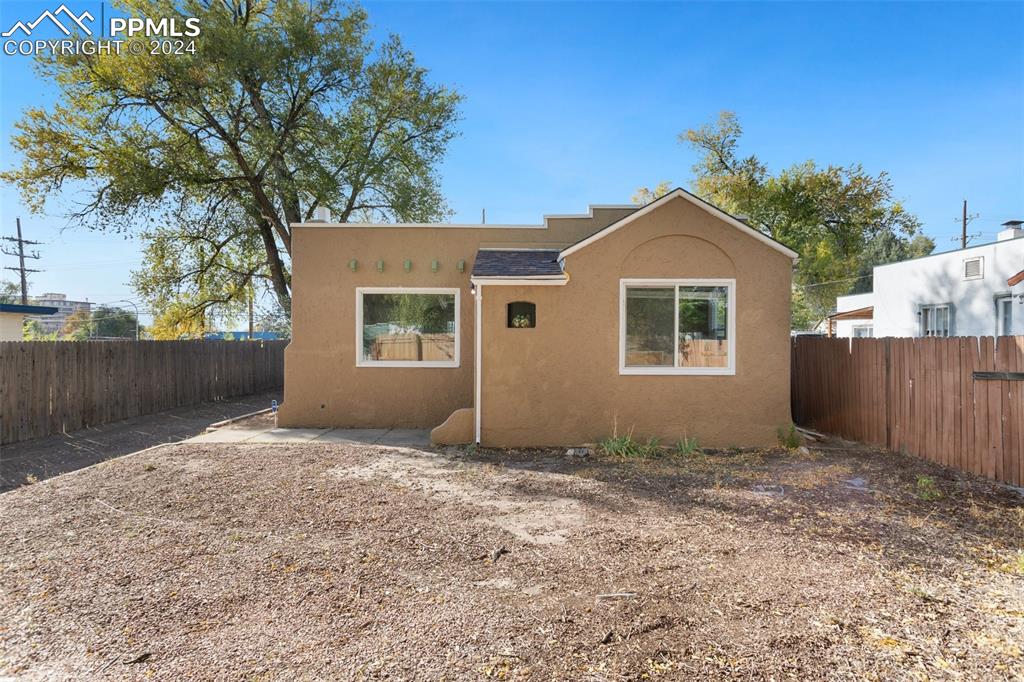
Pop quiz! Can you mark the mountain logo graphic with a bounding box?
[2,4,95,38]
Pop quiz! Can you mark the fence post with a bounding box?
[884,337,892,450]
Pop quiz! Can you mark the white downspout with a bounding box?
[474,283,482,444]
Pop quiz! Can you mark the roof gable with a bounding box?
[558,188,799,261]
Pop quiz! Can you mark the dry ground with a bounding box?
[0,438,1022,680]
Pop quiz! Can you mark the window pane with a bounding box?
[936,307,949,337]
[678,286,729,368]
[921,307,931,336]
[362,293,456,362]
[624,287,674,367]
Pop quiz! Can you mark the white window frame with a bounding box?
[963,256,984,281]
[996,295,1013,336]
[619,278,736,376]
[355,287,460,368]
[852,324,874,338]
[919,303,951,337]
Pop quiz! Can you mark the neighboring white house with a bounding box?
[832,221,1024,338]
[0,303,59,341]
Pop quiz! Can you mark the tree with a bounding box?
[22,318,56,341]
[0,280,19,304]
[256,302,291,339]
[638,112,928,328]
[60,309,93,340]
[3,0,462,323]
[91,305,140,338]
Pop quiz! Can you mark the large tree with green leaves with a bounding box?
[636,112,933,328]
[2,0,462,324]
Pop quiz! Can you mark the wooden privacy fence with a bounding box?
[792,336,1024,487]
[0,340,287,445]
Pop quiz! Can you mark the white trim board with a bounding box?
[559,188,799,261]
[474,285,483,443]
[470,277,568,286]
[355,287,461,368]
[618,278,737,376]
[295,222,547,230]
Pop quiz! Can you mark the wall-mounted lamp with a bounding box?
[348,259,358,272]
[376,260,384,272]
[470,282,476,294]
[431,259,440,273]
[404,259,412,272]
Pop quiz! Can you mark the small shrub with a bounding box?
[777,424,802,449]
[915,475,942,501]
[143,463,157,472]
[24,474,38,485]
[674,436,700,456]
[598,429,663,458]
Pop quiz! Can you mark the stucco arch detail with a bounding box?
[618,234,736,278]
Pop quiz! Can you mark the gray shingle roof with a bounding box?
[471,250,564,278]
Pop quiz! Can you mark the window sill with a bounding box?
[357,361,460,368]
[619,366,736,376]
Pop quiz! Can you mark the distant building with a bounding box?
[0,303,58,341]
[26,293,91,335]
[831,221,1024,338]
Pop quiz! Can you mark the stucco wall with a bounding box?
[0,313,24,341]
[479,196,794,447]
[278,209,634,429]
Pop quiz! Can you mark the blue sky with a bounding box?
[1,1,1022,324]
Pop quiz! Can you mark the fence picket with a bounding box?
[792,336,1024,487]
[0,340,286,445]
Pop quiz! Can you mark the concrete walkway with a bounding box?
[188,425,432,448]
[0,392,281,493]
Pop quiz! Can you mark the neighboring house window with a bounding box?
[620,279,735,375]
[963,257,984,280]
[356,288,459,367]
[997,296,1014,336]
[920,304,951,337]
[507,301,536,328]
[852,325,874,338]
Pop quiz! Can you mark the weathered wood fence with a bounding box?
[0,340,287,445]
[792,336,1024,487]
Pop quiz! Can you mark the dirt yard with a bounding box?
[1,438,1021,680]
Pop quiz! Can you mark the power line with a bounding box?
[1,218,43,304]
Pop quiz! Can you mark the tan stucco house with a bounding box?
[279,189,798,447]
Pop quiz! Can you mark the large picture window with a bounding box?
[620,279,736,375]
[356,288,460,367]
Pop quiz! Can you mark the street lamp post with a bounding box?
[106,299,140,340]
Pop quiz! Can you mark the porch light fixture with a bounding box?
[376,260,384,272]
[348,259,358,272]
[404,259,412,272]
[431,259,440,273]
[457,259,465,273]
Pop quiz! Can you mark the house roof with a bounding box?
[1009,269,1024,287]
[558,188,800,261]
[0,303,58,315]
[471,249,564,278]
[828,306,874,321]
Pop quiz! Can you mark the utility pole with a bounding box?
[953,200,980,248]
[1,218,43,304]
[961,200,967,249]
[248,283,255,340]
